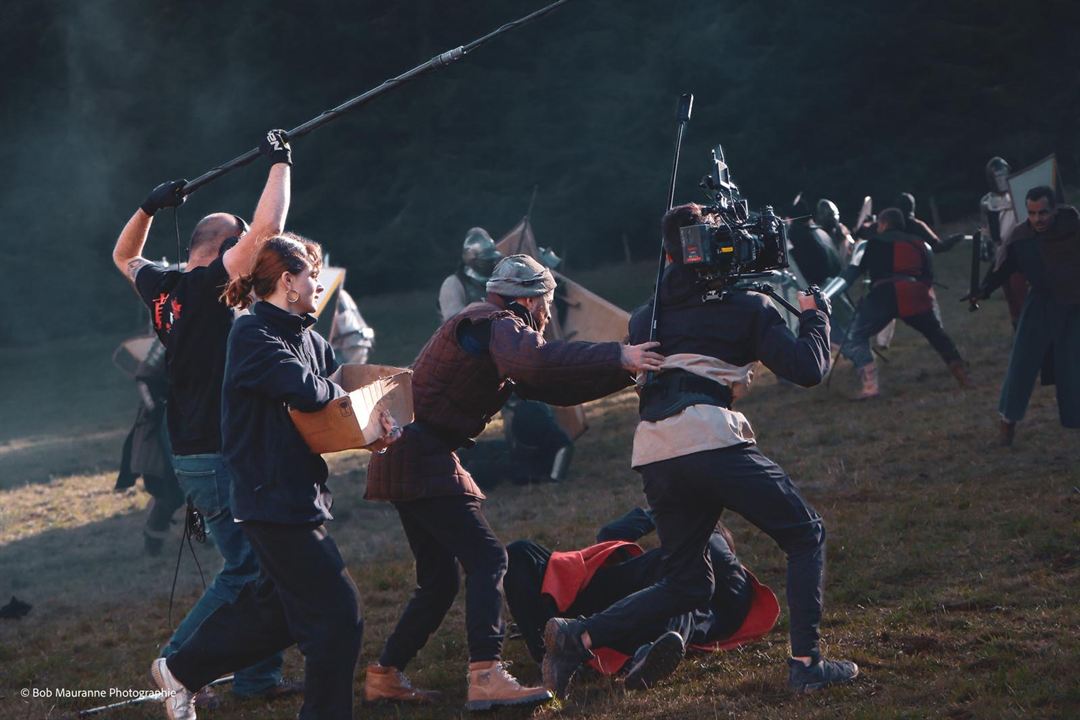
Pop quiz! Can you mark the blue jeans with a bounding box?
[161,453,283,696]
[841,291,960,370]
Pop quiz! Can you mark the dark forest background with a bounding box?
[2,0,1078,346]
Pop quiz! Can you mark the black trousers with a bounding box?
[504,540,693,662]
[168,522,363,720]
[380,495,508,668]
[583,444,826,659]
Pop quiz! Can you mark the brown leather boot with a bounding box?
[999,419,1016,447]
[854,363,880,400]
[948,360,975,388]
[466,660,552,712]
[363,664,441,705]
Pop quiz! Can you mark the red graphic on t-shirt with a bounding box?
[152,293,183,334]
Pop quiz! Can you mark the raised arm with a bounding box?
[222,130,292,279]
[112,180,186,283]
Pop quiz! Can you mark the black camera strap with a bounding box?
[639,369,733,422]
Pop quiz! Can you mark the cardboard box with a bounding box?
[289,364,413,454]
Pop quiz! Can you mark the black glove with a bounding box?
[260,129,292,166]
[140,179,187,216]
[804,285,832,317]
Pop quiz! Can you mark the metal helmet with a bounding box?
[985,156,1011,194]
[486,254,556,298]
[814,199,840,231]
[461,227,502,282]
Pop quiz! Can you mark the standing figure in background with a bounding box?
[438,227,503,321]
[329,288,375,364]
[114,336,185,556]
[980,157,1028,327]
[971,186,1080,446]
[814,199,855,264]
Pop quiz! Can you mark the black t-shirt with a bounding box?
[135,258,234,455]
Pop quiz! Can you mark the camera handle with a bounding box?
[737,282,802,316]
[646,93,694,383]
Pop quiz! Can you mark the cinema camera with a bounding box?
[677,145,789,282]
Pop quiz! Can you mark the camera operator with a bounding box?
[542,203,859,698]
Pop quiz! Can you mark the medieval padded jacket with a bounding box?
[365,300,632,502]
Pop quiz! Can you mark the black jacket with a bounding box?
[629,264,830,388]
[223,302,344,524]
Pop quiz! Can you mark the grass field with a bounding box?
[0,244,1077,719]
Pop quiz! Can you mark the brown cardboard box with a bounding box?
[289,364,413,454]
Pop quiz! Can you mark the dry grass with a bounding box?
[0,247,1077,719]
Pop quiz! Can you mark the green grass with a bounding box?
[0,242,1077,719]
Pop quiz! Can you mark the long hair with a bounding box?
[221,233,322,310]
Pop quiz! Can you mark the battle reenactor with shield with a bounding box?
[980,157,1028,327]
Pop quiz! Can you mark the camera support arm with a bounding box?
[737,282,802,316]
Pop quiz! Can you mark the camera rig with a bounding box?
[677,145,789,283]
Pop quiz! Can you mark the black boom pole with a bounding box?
[182,0,572,196]
[644,93,692,384]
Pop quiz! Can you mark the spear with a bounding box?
[181,0,572,196]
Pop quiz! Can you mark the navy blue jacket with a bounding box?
[223,302,345,524]
[629,264,831,388]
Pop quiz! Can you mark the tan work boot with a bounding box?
[363,664,441,705]
[854,363,880,400]
[948,360,975,388]
[999,419,1016,447]
[466,660,552,712]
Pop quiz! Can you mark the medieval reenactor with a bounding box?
[361,254,663,711]
[830,208,972,398]
[504,507,779,690]
[437,227,503,321]
[970,185,1080,445]
[980,156,1028,326]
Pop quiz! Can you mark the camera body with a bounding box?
[676,145,788,281]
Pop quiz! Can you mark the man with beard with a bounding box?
[362,254,663,711]
[970,185,1080,445]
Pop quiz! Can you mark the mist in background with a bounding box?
[2,0,1078,346]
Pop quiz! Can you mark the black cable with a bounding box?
[173,205,182,271]
[167,501,207,628]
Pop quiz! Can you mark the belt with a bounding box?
[638,369,733,423]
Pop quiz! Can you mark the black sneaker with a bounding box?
[541,618,591,700]
[787,655,859,693]
[624,631,685,691]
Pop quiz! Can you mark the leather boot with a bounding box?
[999,419,1016,447]
[363,664,441,704]
[948,360,974,388]
[854,363,880,400]
[465,660,552,711]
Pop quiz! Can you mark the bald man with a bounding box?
[112,130,300,702]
